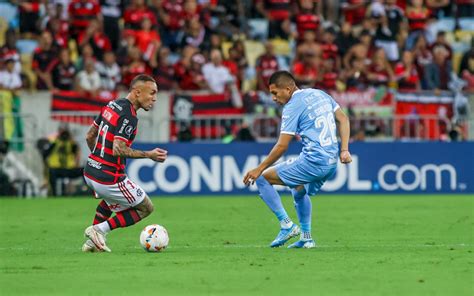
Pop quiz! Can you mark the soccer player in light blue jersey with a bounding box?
[243,71,352,249]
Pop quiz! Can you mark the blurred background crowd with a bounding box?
[0,0,471,97]
[0,0,473,196]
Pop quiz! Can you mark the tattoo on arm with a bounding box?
[86,125,99,151]
[113,140,149,159]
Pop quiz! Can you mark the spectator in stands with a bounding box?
[373,0,405,63]
[116,32,137,66]
[367,48,395,87]
[95,51,121,91]
[75,58,102,96]
[426,0,451,18]
[18,0,43,37]
[44,125,83,196]
[395,50,421,91]
[121,46,151,87]
[294,0,321,41]
[179,53,209,91]
[151,47,177,91]
[51,48,77,91]
[180,17,210,51]
[202,49,235,94]
[183,0,210,28]
[68,0,101,40]
[0,30,21,75]
[405,0,431,50]
[230,40,249,78]
[32,31,57,90]
[222,47,242,90]
[316,57,338,91]
[255,0,292,39]
[0,59,22,93]
[460,53,474,92]
[343,30,374,70]
[124,0,157,30]
[75,44,96,71]
[100,0,124,50]
[412,34,433,88]
[429,31,452,60]
[256,42,279,92]
[455,0,474,18]
[204,33,225,55]
[321,28,340,70]
[423,45,452,91]
[340,0,367,26]
[46,17,69,49]
[335,22,357,59]
[40,3,66,37]
[296,30,322,62]
[78,18,112,61]
[292,51,319,88]
[157,0,186,50]
[174,45,198,86]
[341,57,368,91]
[134,17,161,62]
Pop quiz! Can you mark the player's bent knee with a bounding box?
[291,187,306,200]
[135,196,154,218]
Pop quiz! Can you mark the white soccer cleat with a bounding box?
[82,239,98,252]
[84,226,111,252]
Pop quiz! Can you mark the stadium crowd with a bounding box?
[0,0,472,142]
[0,0,472,94]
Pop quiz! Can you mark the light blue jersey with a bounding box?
[280,88,340,166]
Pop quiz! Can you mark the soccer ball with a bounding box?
[140,224,169,252]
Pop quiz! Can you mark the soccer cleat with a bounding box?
[270,224,300,248]
[84,226,111,252]
[82,239,98,252]
[287,239,316,249]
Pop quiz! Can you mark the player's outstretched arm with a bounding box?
[86,125,99,152]
[243,134,293,185]
[113,139,167,162]
[334,108,352,164]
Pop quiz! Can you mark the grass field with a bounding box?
[0,194,473,296]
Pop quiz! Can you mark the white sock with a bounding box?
[94,221,111,234]
[280,217,293,229]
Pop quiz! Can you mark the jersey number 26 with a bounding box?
[315,113,337,146]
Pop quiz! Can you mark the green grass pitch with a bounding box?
[0,194,473,296]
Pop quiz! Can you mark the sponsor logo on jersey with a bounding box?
[109,101,123,111]
[125,125,133,135]
[87,158,102,169]
[103,110,112,121]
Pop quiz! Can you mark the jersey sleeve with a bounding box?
[93,111,102,127]
[114,114,137,143]
[280,102,301,135]
[330,95,340,112]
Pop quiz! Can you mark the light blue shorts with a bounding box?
[275,155,337,196]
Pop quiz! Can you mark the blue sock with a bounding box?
[255,176,291,227]
[292,188,312,240]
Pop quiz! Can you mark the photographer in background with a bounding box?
[42,125,83,196]
[0,140,16,196]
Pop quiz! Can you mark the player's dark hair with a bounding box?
[268,71,296,87]
[129,74,156,90]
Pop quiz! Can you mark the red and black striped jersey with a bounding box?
[84,98,138,184]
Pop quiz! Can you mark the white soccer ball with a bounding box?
[140,224,169,252]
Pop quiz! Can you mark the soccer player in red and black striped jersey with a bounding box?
[82,74,167,252]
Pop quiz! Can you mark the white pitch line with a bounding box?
[167,243,472,249]
[0,243,471,252]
